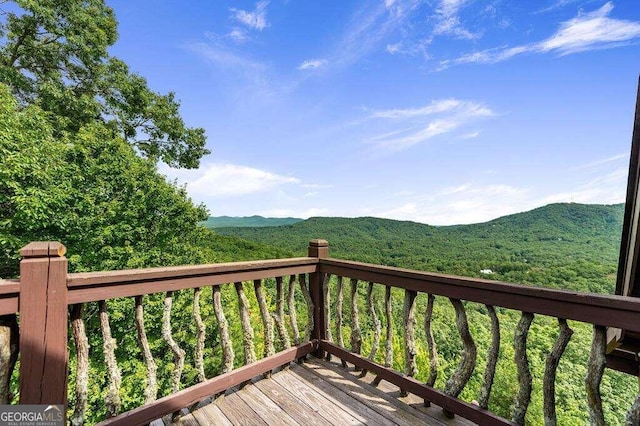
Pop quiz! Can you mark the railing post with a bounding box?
[19,242,68,406]
[309,239,328,357]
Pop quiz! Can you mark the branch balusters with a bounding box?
[323,273,333,361]
[627,395,640,425]
[212,285,234,373]
[373,285,393,387]
[299,274,314,343]
[585,325,606,426]
[423,293,438,406]
[99,300,122,418]
[0,315,18,405]
[162,292,185,394]
[543,318,573,425]
[273,277,291,349]
[193,288,206,383]
[287,275,301,345]
[401,289,417,397]
[478,304,500,410]
[512,312,534,425]
[235,282,257,365]
[360,282,381,377]
[443,298,477,418]
[335,276,347,367]
[254,279,275,358]
[133,295,158,404]
[350,278,363,365]
[70,305,88,426]
[367,282,381,361]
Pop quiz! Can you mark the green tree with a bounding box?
[0,0,208,168]
[0,83,211,276]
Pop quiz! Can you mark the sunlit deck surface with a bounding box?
[165,357,473,426]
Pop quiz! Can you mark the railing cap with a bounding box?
[20,242,66,258]
[308,239,329,259]
[309,239,329,247]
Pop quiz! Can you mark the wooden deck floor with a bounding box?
[172,357,474,426]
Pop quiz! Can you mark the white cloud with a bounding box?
[445,2,640,66]
[231,1,269,31]
[386,43,402,54]
[374,184,530,225]
[366,99,494,152]
[432,0,479,40]
[297,59,328,70]
[162,163,300,198]
[227,28,250,43]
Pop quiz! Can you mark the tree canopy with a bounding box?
[0,0,208,168]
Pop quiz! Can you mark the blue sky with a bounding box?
[109,0,640,225]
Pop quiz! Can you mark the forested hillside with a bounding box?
[218,203,624,294]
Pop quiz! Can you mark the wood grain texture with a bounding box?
[349,278,362,359]
[193,288,206,382]
[98,342,317,426]
[512,312,534,425]
[287,275,301,345]
[273,276,291,349]
[162,292,185,393]
[254,280,275,358]
[543,318,572,425]
[402,289,418,396]
[0,314,18,405]
[68,263,317,304]
[235,282,257,365]
[19,253,68,405]
[320,341,513,425]
[335,276,348,367]
[135,296,158,402]
[212,285,234,374]
[99,300,122,418]
[585,325,606,426]
[70,305,89,426]
[443,299,476,400]
[478,305,500,410]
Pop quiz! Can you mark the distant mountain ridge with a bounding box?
[203,215,303,228]
[216,203,625,294]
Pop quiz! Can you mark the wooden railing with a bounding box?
[1,240,640,425]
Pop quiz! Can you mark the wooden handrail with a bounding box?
[67,258,318,303]
[319,258,640,333]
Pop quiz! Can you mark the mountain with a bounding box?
[216,203,625,294]
[202,215,303,228]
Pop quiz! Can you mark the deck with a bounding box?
[171,357,473,426]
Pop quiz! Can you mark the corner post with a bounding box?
[309,239,328,357]
[19,242,68,406]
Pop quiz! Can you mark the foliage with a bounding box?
[0,83,213,276]
[0,0,208,168]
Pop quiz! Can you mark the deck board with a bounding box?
[178,356,475,425]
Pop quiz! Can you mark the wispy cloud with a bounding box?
[432,0,480,40]
[572,152,628,170]
[231,1,270,31]
[443,2,640,67]
[365,99,494,152]
[162,163,300,198]
[297,59,328,70]
[227,28,251,43]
